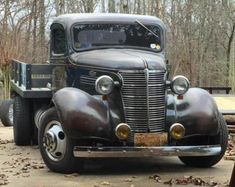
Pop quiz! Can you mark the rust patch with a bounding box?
[134,133,168,146]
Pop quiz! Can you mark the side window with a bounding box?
[51,24,66,55]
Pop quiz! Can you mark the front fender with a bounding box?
[52,87,111,139]
[166,88,219,136]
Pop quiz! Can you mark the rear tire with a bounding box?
[31,125,38,145]
[39,107,82,173]
[0,99,14,127]
[179,113,228,167]
[13,96,32,145]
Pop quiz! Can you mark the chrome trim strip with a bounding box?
[126,117,165,121]
[122,95,165,98]
[144,68,150,131]
[119,70,166,73]
[124,106,165,110]
[74,145,221,158]
[122,84,164,87]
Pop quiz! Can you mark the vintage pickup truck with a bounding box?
[10,14,228,173]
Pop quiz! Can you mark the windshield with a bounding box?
[73,23,162,51]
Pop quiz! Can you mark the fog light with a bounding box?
[115,123,131,140]
[169,123,185,140]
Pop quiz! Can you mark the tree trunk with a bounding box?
[32,0,38,64]
[24,5,33,62]
[156,0,161,17]
[101,0,105,13]
[55,0,65,15]
[136,0,141,14]
[39,0,45,63]
[226,23,235,86]
[108,0,115,13]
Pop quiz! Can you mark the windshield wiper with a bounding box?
[135,19,159,40]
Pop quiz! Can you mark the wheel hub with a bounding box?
[44,131,56,152]
[43,121,66,162]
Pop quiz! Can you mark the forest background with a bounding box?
[0,0,234,99]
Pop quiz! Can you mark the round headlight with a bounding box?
[95,75,114,95]
[171,75,190,95]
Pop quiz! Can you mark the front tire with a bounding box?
[179,113,228,167]
[39,107,81,173]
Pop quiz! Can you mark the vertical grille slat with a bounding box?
[120,70,166,133]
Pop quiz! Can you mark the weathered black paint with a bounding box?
[52,13,165,30]
[65,65,121,95]
[52,88,111,139]
[166,88,219,136]
[52,87,220,142]
[69,49,166,71]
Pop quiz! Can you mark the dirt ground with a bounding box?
[0,124,233,187]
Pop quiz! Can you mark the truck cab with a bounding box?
[11,14,228,173]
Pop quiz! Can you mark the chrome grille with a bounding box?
[120,70,166,132]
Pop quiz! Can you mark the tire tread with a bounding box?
[0,99,14,127]
[179,112,228,167]
[13,96,32,145]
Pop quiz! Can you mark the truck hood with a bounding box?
[69,49,166,71]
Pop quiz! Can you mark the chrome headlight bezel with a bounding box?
[171,75,190,95]
[95,75,114,95]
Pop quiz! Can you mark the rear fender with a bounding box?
[52,88,111,139]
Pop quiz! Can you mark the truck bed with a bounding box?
[11,59,62,98]
[213,95,235,115]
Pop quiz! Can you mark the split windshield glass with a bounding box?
[73,23,162,51]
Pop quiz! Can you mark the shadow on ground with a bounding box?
[81,157,219,175]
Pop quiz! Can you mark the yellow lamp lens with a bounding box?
[170,123,185,140]
[115,123,131,140]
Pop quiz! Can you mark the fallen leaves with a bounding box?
[64,173,79,178]
[0,174,9,186]
[100,181,110,185]
[149,175,220,186]
[225,134,235,160]
[0,139,13,145]
[2,157,46,177]
[149,174,162,183]
[31,164,45,169]
[163,178,174,185]
[0,146,6,150]
[22,174,30,178]
[175,176,209,186]
[7,152,22,156]
[124,178,133,182]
